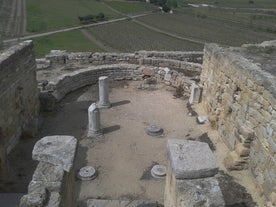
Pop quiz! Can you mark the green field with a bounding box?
[32,30,103,57]
[26,0,120,32]
[105,1,156,14]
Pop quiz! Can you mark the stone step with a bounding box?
[0,193,24,207]
[86,199,161,207]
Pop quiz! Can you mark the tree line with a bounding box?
[78,12,106,23]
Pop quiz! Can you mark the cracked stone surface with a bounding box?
[32,135,77,172]
[167,139,218,179]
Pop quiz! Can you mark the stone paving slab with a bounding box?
[167,139,218,179]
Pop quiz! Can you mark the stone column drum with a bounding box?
[98,76,111,108]
[87,103,102,137]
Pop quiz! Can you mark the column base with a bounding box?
[87,129,103,138]
[97,102,111,109]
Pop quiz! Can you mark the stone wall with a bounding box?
[200,42,276,202]
[39,63,201,111]
[42,50,203,69]
[38,51,202,110]
[0,41,39,154]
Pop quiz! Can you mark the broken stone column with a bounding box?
[189,82,202,104]
[98,76,111,108]
[164,139,225,207]
[87,103,102,137]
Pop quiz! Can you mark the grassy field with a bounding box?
[26,0,120,33]
[32,30,104,57]
[105,1,156,14]
[85,20,203,52]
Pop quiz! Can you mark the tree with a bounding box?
[157,0,177,12]
[166,0,177,8]
[96,12,105,21]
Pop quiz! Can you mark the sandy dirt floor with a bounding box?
[72,80,265,206]
[75,80,206,204]
[2,80,266,207]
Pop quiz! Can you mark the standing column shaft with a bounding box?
[87,103,102,137]
[98,76,111,108]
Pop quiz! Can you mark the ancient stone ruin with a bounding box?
[0,40,275,207]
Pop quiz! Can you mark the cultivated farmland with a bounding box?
[180,0,276,8]
[83,20,204,52]
[137,11,276,47]
[105,1,156,14]
[20,0,276,57]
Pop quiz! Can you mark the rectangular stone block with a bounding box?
[32,136,77,172]
[167,139,219,179]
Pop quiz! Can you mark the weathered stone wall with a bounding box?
[0,41,39,154]
[20,135,77,207]
[42,50,203,69]
[39,63,201,111]
[38,51,202,110]
[201,43,276,202]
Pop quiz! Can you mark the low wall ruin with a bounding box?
[20,135,77,207]
[38,51,202,110]
[43,50,203,67]
[201,41,276,202]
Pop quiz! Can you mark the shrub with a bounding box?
[96,12,105,21]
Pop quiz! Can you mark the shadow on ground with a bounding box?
[217,171,257,207]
